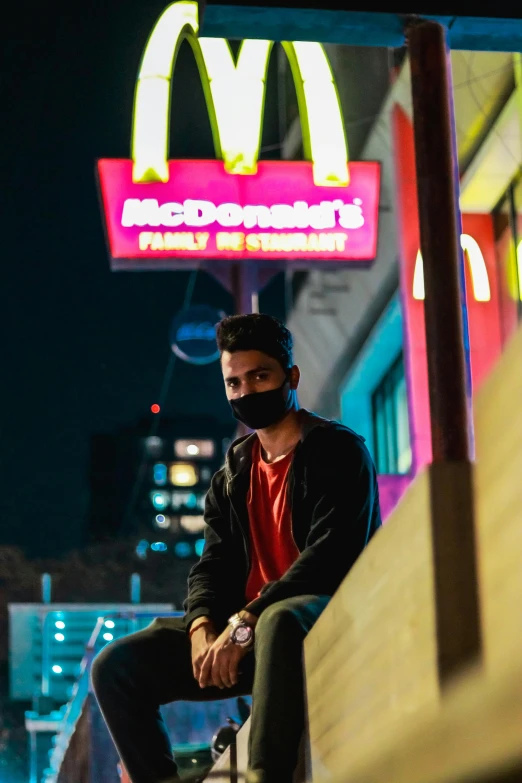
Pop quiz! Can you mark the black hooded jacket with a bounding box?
[183,411,382,631]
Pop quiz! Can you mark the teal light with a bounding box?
[153,463,168,485]
[195,539,205,557]
[152,491,169,510]
[174,541,192,558]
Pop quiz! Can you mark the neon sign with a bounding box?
[132,1,348,187]
[98,159,379,264]
[413,234,491,302]
[98,1,381,269]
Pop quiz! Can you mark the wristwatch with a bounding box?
[228,613,254,649]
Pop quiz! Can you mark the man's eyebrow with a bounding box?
[224,365,273,382]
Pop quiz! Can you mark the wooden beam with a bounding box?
[331,657,522,783]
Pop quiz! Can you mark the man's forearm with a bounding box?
[239,609,258,628]
[188,616,215,634]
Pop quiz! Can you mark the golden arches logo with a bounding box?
[132,1,349,187]
[413,234,491,302]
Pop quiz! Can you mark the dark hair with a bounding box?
[216,313,294,371]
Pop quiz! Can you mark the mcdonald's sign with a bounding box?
[413,234,491,302]
[97,1,380,269]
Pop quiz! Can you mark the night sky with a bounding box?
[0,0,285,557]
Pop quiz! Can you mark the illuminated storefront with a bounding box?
[288,50,522,518]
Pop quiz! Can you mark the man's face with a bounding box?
[221,350,297,401]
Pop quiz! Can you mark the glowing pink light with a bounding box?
[98,159,380,270]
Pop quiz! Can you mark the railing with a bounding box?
[42,611,182,783]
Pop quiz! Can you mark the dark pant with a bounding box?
[91,595,329,783]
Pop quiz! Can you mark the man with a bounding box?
[92,313,381,783]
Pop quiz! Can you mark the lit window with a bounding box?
[55,620,65,630]
[54,633,65,642]
[174,439,215,459]
[151,541,168,552]
[172,491,191,510]
[145,436,163,457]
[180,515,206,533]
[200,467,212,482]
[153,463,168,486]
[174,541,192,558]
[169,463,198,487]
[150,491,170,510]
[194,539,205,557]
[52,665,63,674]
[371,352,412,475]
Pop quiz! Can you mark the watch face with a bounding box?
[234,625,252,644]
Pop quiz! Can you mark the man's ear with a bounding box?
[289,365,300,390]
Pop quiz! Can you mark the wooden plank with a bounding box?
[329,656,522,783]
[204,739,235,783]
[428,461,482,683]
[304,469,439,779]
[474,326,522,672]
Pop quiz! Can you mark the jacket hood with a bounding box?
[223,409,364,481]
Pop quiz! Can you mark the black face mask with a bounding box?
[230,379,293,431]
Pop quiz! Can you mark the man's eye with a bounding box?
[256,373,268,381]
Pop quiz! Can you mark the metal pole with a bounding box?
[41,611,52,698]
[407,19,482,683]
[130,573,141,604]
[41,573,52,604]
[231,262,259,438]
[408,19,473,462]
[29,729,37,783]
[231,263,259,315]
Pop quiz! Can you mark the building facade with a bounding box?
[284,49,522,518]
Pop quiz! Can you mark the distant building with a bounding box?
[87,416,235,560]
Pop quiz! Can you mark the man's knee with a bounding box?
[255,600,302,642]
[254,595,330,645]
[91,639,132,696]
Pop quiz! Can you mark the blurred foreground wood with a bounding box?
[304,325,522,782]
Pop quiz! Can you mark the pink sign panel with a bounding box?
[98,159,380,269]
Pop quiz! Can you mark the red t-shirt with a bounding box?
[245,439,300,603]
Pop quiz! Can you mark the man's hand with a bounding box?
[190,622,218,683]
[198,626,250,689]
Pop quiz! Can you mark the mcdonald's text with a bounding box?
[98,159,380,267]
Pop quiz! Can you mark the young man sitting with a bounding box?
[92,313,381,783]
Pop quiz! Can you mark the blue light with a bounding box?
[151,542,167,552]
[174,541,192,558]
[103,633,114,642]
[54,633,65,642]
[195,539,205,557]
[104,620,115,629]
[55,620,65,629]
[186,493,197,509]
[136,539,149,560]
[153,463,168,486]
[151,491,168,510]
[52,665,63,674]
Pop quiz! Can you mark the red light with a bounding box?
[151,404,160,414]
